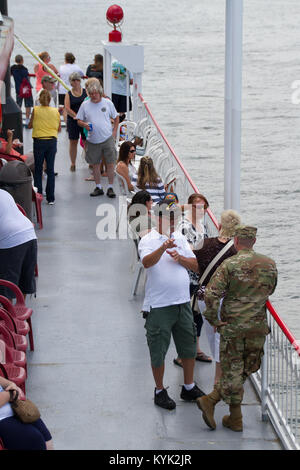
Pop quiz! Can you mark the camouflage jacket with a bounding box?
[204,249,278,334]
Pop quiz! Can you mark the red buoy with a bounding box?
[106,4,124,24]
[106,5,124,43]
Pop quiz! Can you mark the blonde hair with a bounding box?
[39,89,51,106]
[137,156,160,189]
[219,209,241,238]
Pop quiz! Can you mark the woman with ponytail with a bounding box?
[132,156,166,204]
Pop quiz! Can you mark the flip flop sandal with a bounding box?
[173,358,183,368]
[196,352,212,363]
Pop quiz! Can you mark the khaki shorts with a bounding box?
[85,136,117,165]
[144,302,197,368]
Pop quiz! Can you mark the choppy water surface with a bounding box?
[9,0,300,339]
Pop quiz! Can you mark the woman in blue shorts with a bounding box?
[64,72,87,171]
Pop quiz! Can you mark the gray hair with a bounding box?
[219,209,241,238]
[69,72,82,83]
[86,80,103,96]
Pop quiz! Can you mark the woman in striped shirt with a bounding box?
[132,156,166,203]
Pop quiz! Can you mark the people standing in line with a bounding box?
[0,376,53,450]
[196,225,277,432]
[115,141,137,192]
[64,72,87,172]
[34,52,59,105]
[76,80,119,198]
[173,193,212,369]
[111,60,133,122]
[193,209,241,385]
[131,156,166,204]
[0,189,37,300]
[35,75,57,107]
[58,53,84,122]
[86,54,103,83]
[138,200,205,410]
[10,55,33,126]
[28,90,61,205]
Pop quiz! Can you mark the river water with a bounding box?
[9,0,300,339]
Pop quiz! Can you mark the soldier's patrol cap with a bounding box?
[234,225,257,239]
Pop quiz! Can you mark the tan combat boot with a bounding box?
[222,404,243,432]
[196,387,221,430]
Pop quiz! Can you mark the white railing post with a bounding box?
[261,335,269,421]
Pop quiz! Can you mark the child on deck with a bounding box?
[10,55,33,126]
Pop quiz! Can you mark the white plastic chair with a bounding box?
[115,120,137,148]
[114,170,135,234]
[127,223,145,299]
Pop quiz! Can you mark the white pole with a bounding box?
[230,0,243,212]
[224,0,233,210]
[103,49,112,98]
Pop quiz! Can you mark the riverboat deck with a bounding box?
[23,129,282,450]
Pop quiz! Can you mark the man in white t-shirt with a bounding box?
[0,189,37,299]
[138,200,205,410]
[77,80,119,198]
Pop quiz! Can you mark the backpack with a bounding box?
[19,77,32,98]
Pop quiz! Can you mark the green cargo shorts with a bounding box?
[144,302,197,368]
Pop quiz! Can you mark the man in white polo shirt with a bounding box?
[138,200,205,410]
[77,80,119,198]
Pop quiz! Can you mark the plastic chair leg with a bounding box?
[28,317,34,351]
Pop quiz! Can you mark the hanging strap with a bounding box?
[199,240,234,285]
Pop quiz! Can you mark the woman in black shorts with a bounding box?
[64,72,87,171]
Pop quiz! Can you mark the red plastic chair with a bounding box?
[0,307,30,337]
[0,322,28,353]
[3,342,27,371]
[16,203,27,217]
[0,362,26,394]
[32,188,43,230]
[0,295,34,351]
[0,281,34,351]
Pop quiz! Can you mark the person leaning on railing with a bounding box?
[28,90,61,205]
[0,376,53,450]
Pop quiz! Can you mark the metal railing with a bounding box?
[251,302,300,450]
[134,92,300,450]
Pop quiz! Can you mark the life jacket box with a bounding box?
[0,161,33,220]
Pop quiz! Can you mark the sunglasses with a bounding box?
[129,149,136,153]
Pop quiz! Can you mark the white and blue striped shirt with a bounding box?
[131,176,166,203]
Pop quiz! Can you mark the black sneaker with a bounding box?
[106,187,116,198]
[180,384,206,402]
[90,187,104,197]
[154,388,176,410]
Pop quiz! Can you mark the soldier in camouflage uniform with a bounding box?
[196,225,277,431]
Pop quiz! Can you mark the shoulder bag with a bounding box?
[8,389,41,423]
[197,240,234,300]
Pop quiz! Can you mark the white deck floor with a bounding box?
[23,129,282,450]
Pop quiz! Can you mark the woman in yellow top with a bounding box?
[28,90,61,204]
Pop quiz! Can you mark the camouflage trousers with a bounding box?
[216,328,267,405]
